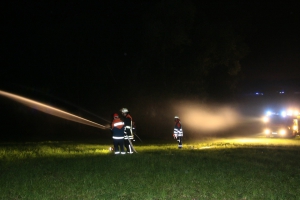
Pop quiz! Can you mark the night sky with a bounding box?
[2,1,300,92]
[1,1,300,141]
[239,1,300,92]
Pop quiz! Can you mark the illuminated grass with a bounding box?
[1,138,300,199]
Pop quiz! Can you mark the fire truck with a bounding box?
[262,109,299,138]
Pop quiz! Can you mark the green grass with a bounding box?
[1,137,300,199]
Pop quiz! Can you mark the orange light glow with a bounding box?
[173,101,243,132]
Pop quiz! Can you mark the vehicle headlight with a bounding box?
[264,129,270,134]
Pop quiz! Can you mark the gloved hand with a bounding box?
[173,134,177,139]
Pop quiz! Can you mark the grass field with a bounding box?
[1,137,300,200]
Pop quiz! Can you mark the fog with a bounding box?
[174,101,241,132]
[163,99,264,139]
[1,87,299,142]
[127,95,266,140]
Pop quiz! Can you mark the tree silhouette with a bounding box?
[131,0,249,100]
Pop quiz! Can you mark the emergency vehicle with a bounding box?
[262,109,299,138]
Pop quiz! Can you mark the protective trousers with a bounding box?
[113,139,125,154]
[124,129,133,154]
[177,136,183,149]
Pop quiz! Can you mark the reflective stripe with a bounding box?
[121,152,126,154]
[114,122,124,127]
[174,129,183,136]
[115,152,120,154]
[125,126,131,129]
[124,136,133,139]
[174,129,183,133]
[113,136,124,139]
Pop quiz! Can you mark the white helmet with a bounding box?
[121,108,129,113]
[174,116,179,119]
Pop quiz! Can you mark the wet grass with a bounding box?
[1,137,300,199]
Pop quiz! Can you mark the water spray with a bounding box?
[13,84,111,123]
[0,90,108,130]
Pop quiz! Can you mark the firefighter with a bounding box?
[111,113,125,155]
[121,107,134,154]
[173,116,183,149]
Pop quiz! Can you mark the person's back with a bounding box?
[112,117,125,138]
[111,113,125,154]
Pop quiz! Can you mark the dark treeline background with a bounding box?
[1,1,299,141]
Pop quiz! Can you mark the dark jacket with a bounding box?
[111,118,125,139]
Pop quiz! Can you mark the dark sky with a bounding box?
[0,1,300,109]
[2,1,299,86]
[1,1,300,141]
[240,2,300,81]
[2,1,300,89]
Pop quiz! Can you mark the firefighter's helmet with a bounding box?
[121,108,129,113]
[113,113,119,118]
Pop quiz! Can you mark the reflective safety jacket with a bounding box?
[111,118,125,139]
[174,120,183,137]
[123,114,134,140]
